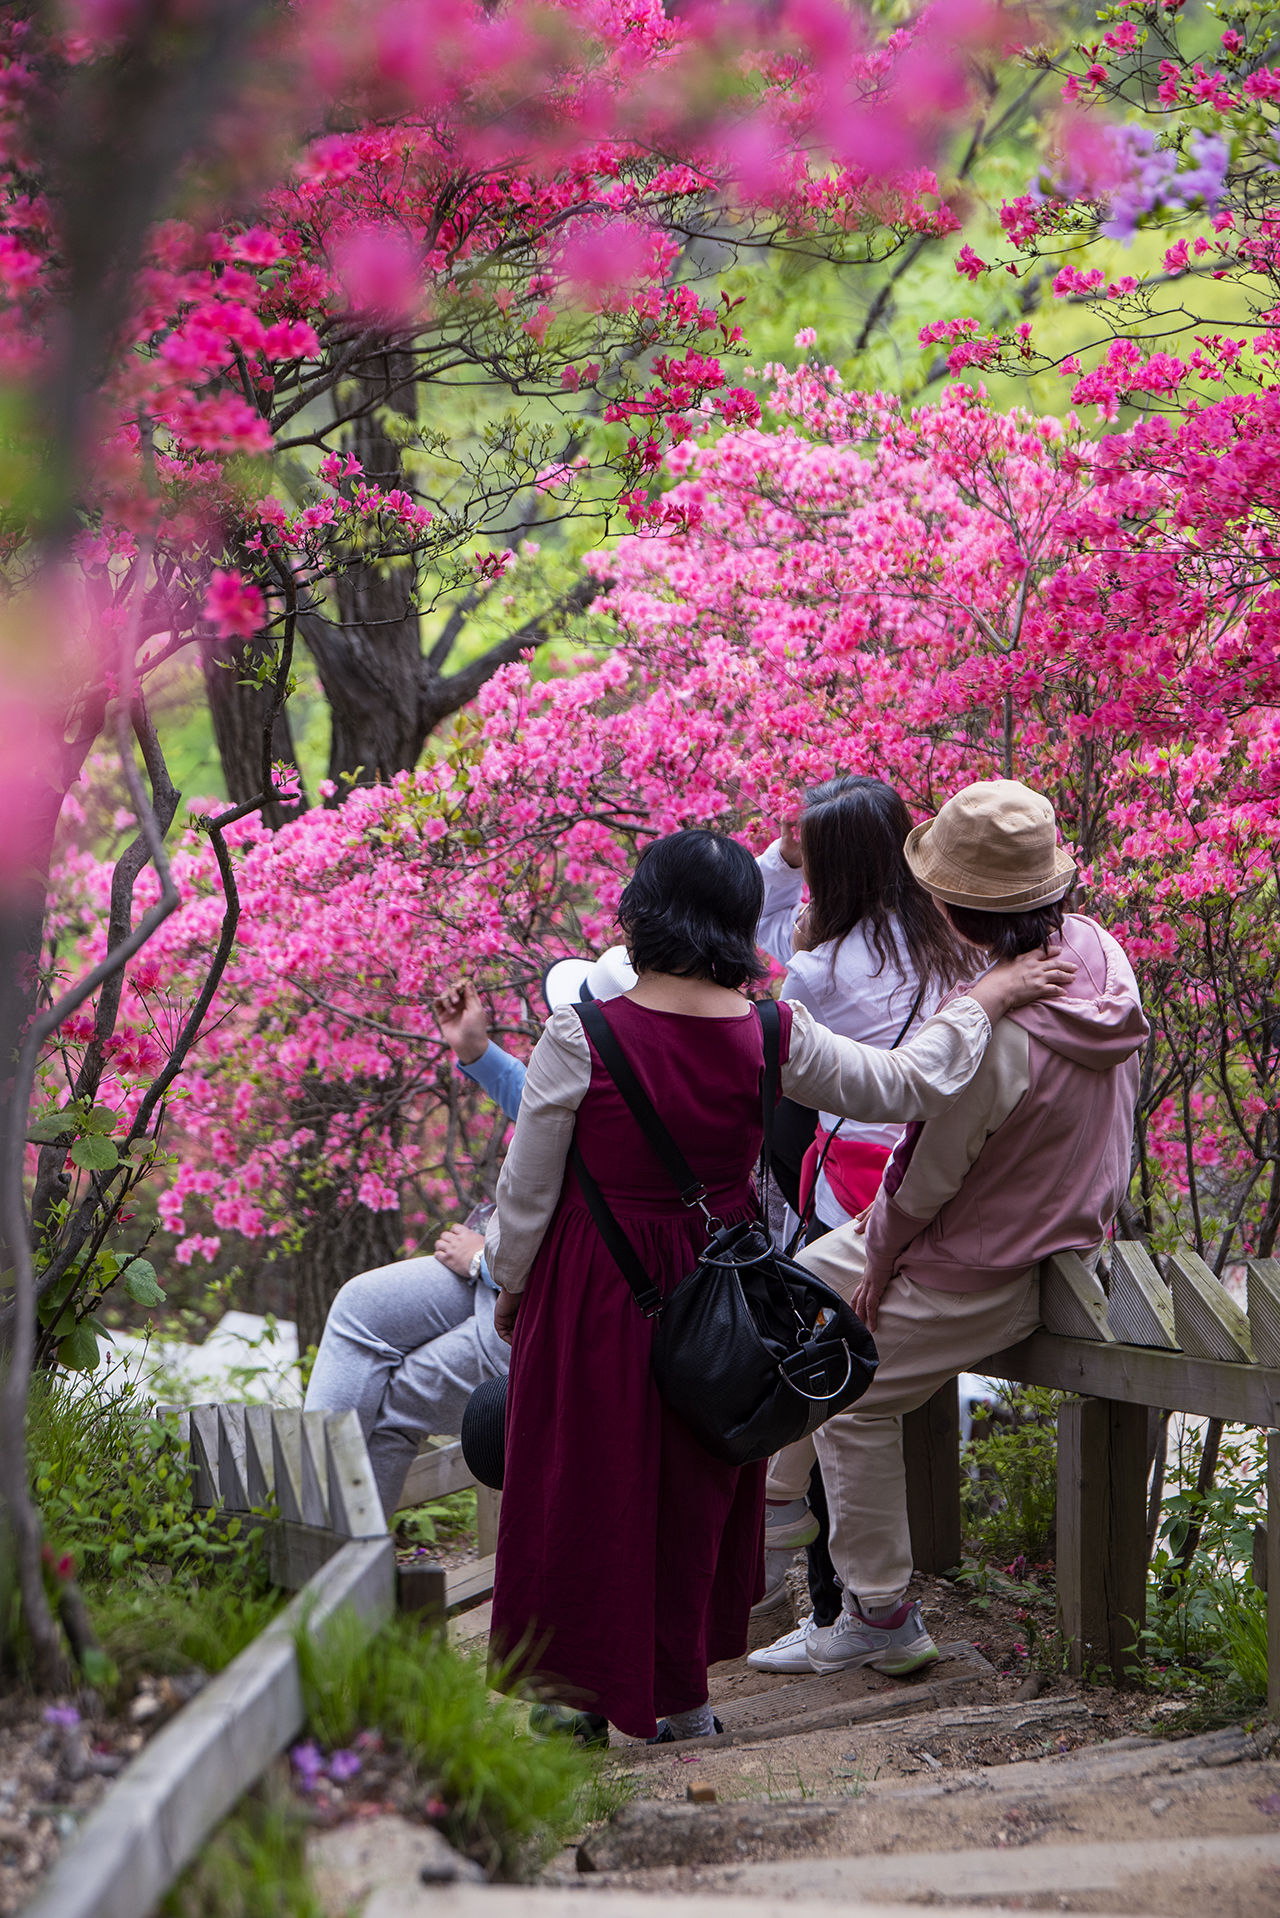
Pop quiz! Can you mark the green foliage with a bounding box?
[960,1385,1060,1565]
[28,1369,266,1592]
[295,1608,595,1879]
[1140,1424,1268,1703]
[160,1771,324,1918]
[91,1582,280,1695]
[396,1487,476,1548]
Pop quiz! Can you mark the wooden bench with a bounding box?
[900,1242,1280,1711]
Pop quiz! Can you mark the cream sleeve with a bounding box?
[780,996,992,1125]
[484,1007,592,1295]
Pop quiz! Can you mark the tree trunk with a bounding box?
[202,634,305,825]
[288,1072,409,1356]
[293,1193,405,1359]
[300,352,427,791]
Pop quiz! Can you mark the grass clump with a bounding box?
[160,1773,323,1918]
[297,1608,597,1879]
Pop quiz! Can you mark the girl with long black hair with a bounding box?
[753,776,965,1666]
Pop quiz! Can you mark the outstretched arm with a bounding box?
[780,947,1074,1125]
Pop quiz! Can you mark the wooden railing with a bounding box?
[901,1241,1280,1712]
[178,1405,498,1616]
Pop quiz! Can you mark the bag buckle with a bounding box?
[779,1340,855,1404]
[679,1179,707,1207]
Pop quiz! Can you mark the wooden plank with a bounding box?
[397,1439,476,1509]
[1040,1251,1113,1343]
[1055,1397,1146,1682]
[1248,1261,1280,1367]
[904,1380,963,1575]
[210,1510,344,1591]
[1167,1246,1253,1363]
[325,1409,387,1540]
[300,1411,331,1528]
[25,1537,394,1918]
[271,1408,305,1524]
[187,1405,221,1509]
[216,1405,249,1511]
[446,1554,496,1614]
[1107,1242,1177,1350]
[266,1520,346,1591]
[243,1405,276,1509]
[475,1485,502,1559]
[1270,1433,1280,1722]
[983,1333,1280,1427]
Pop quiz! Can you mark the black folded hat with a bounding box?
[461,1373,507,1490]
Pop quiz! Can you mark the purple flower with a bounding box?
[328,1750,362,1782]
[44,1705,80,1728]
[290,1739,326,1787]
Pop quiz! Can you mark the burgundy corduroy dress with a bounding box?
[489,995,793,1739]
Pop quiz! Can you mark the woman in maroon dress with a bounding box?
[485,831,1071,1742]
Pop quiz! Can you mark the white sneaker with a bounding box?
[806,1601,939,1677]
[764,1500,820,1551]
[747,1615,817,1673]
[750,1501,820,1615]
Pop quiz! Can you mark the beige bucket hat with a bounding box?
[904,779,1076,911]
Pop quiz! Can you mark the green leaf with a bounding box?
[79,1106,119,1136]
[58,1322,101,1371]
[121,1259,165,1307]
[70,1135,118,1173]
[79,1647,118,1689]
[26,1111,74,1144]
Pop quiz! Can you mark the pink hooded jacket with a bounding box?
[863,916,1149,1294]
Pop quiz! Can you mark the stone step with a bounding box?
[578,1753,1280,1877]
[362,1887,1132,1918]
[660,1829,1280,1913]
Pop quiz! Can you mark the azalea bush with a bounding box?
[45,354,1278,1367]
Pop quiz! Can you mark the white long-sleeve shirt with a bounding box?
[756,841,945,1221]
[485,994,992,1294]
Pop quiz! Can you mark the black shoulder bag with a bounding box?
[570,998,878,1468]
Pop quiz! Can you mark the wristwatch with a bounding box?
[468,1247,485,1281]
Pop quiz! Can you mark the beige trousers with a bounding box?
[787,1230,1042,1609]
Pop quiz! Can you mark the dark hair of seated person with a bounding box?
[618,830,769,991]
[946,898,1067,963]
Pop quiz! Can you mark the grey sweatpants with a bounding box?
[303,1256,509,1516]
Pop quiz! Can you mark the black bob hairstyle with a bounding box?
[945,898,1066,962]
[617,830,768,990]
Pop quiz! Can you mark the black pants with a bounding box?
[796,1206,842,1628]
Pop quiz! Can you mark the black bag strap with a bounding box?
[576,997,707,1205]
[758,994,781,1191]
[569,1142,663,1317]
[568,996,783,1319]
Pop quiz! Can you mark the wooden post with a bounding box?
[1268,1431,1280,1720]
[398,1561,447,1624]
[904,1380,962,1575]
[475,1485,502,1559]
[1056,1395,1148,1681]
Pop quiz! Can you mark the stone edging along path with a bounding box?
[24,1536,395,1918]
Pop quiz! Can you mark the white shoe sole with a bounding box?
[747,1650,816,1673]
[807,1640,939,1677]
